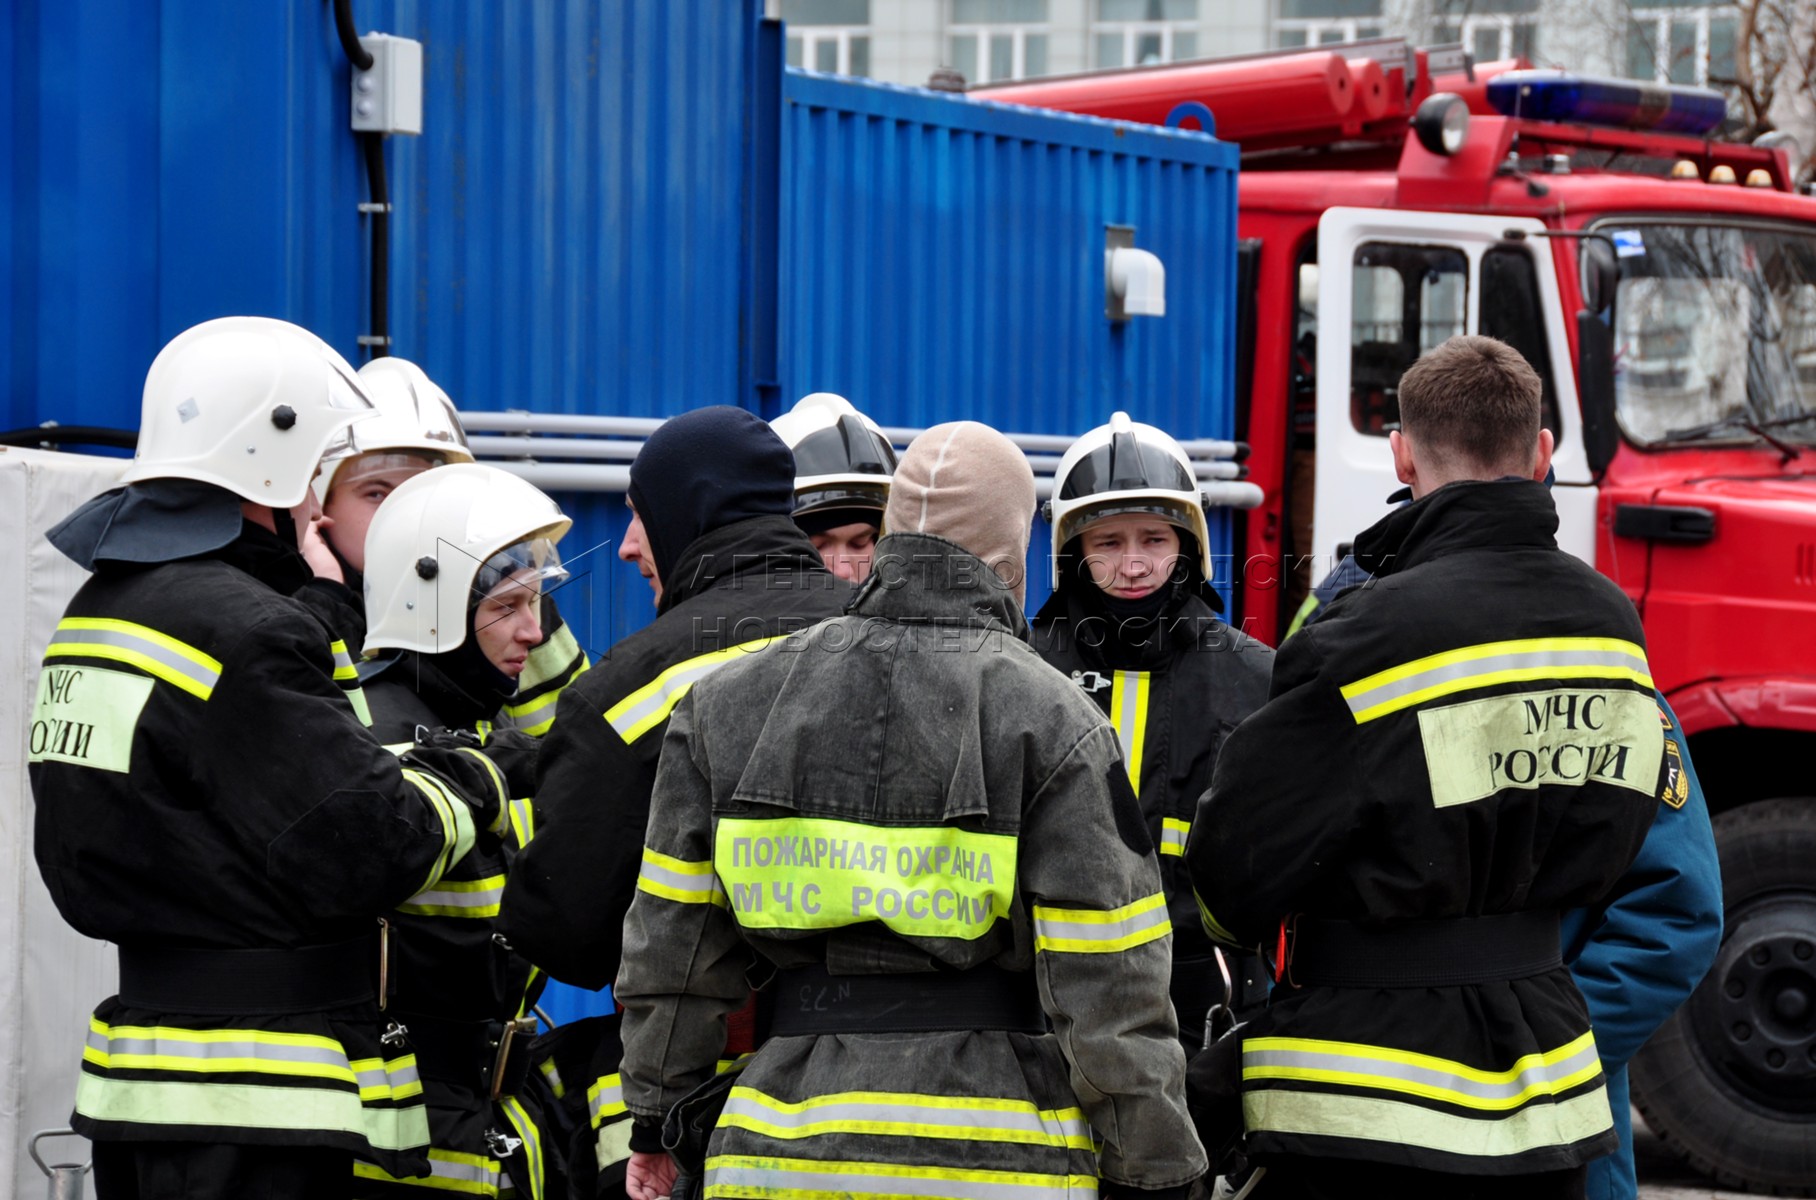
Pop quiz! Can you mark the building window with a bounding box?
[1274,0,1382,49]
[783,0,872,77]
[1094,0,1199,69]
[1624,2,1739,87]
[1432,1,1540,63]
[950,0,1050,83]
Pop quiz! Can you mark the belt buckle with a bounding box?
[489,1016,538,1101]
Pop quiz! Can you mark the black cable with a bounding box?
[332,0,373,70]
[361,132,391,360]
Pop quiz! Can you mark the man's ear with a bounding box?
[1531,428,1556,481]
[1390,429,1418,487]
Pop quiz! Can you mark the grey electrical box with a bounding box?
[351,33,423,136]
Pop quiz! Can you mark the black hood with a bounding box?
[48,479,246,570]
[628,406,796,590]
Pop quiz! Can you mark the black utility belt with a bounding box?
[117,936,377,1015]
[402,1014,539,1099]
[1286,910,1562,989]
[765,962,1046,1037]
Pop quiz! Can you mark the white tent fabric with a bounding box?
[1,447,128,1199]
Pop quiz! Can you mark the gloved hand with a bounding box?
[412,726,539,800]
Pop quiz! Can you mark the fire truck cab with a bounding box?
[990,42,1816,1193]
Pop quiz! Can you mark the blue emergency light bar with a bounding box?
[1486,70,1726,136]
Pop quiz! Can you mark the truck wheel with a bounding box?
[1632,798,1816,1195]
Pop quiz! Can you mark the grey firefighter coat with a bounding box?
[616,531,1206,1195]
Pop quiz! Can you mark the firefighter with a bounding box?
[769,391,897,583]
[310,355,588,735]
[30,317,527,1200]
[1289,494,1724,1200]
[497,405,852,1191]
[1187,336,1665,1197]
[353,463,575,1200]
[616,421,1205,1200]
[1033,413,1273,1050]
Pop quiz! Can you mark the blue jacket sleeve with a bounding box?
[1561,695,1723,1069]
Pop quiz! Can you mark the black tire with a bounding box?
[1632,798,1816,1195]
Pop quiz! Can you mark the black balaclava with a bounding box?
[436,600,521,716]
[1057,528,1207,671]
[627,406,796,587]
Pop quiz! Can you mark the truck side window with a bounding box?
[1480,246,1563,436]
[1350,243,1467,435]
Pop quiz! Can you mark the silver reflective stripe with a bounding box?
[427,1152,501,1189]
[355,1059,422,1094]
[1160,818,1188,857]
[93,1030,348,1071]
[604,636,790,743]
[722,1091,1092,1142]
[703,1159,1094,1200]
[1032,896,1170,950]
[1243,1038,1603,1107]
[329,639,358,681]
[636,856,724,903]
[1340,639,1650,723]
[589,1076,624,1127]
[400,879,506,913]
[49,621,222,699]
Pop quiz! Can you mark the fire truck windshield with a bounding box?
[1604,221,1816,448]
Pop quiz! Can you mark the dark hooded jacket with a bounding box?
[1032,553,1273,1047]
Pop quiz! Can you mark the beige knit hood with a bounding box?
[883,421,1037,605]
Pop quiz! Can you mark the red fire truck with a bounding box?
[992,42,1816,1194]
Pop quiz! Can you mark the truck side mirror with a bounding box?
[1576,310,1619,475]
[1580,237,1619,315]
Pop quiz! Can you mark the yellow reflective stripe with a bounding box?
[500,1095,545,1200]
[47,617,222,700]
[353,1147,504,1195]
[1160,817,1189,858]
[595,1118,634,1170]
[1285,592,1321,640]
[537,1056,565,1100]
[715,817,1017,941]
[403,769,477,892]
[1032,892,1171,954]
[456,747,510,836]
[719,1087,1095,1150]
[1242,1032,1603,1112]
[636,846,728,907]
[329,638,359,681]
[587,1073,625,1128]
[1193,891,1238,946]
[74,1074,429,1153]
[604,635,792,744]
[1110,671,1151,797]
[507,798,535,849]
[702,1155,1098,1200]
[500,686,562,727]
[83,1016,420,1093]
[1340,637,1653,724]
[1244,1085,1614,1161]
[397,874,507,919]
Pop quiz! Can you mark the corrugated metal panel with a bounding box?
[4,1,768,432]
[777,71,1240,444]
[777,71,1240,611]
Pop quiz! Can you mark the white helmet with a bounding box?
[1044,412,1213,585]
[122,316,375,508]
[769,393,897,519]
[362,463,572,656]
[315,357,474,502]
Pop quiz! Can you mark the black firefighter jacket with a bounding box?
[616,532,1207,1195]
[29,525,513,1175]
[499,514,853,990]
[1187,481,1664,1175]
[1032,589,1273,1045]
